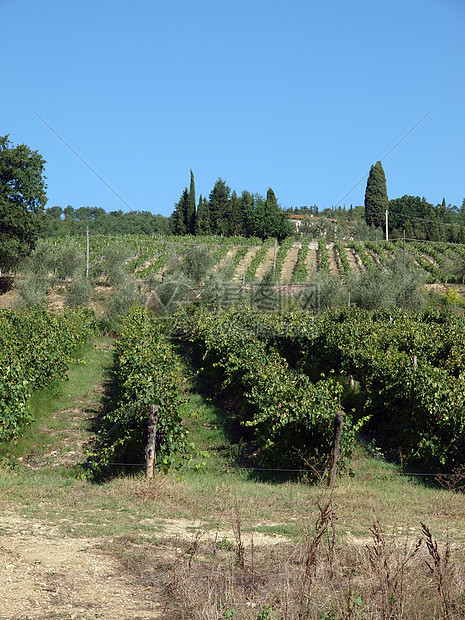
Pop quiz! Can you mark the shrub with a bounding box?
[15,272,47,309]
[65,273,93,308]
[300,271,346,311]
[107,278,142,327]
[93,246,128,287]
[53,239,85,280]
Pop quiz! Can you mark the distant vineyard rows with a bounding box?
[42,235,465,284]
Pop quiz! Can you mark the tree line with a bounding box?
[42,205,170,237]
[169,171,292,240]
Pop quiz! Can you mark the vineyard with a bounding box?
[81,303,465,477]
[3,232,465,476]
[3,241,465,618]
[0,307,95,442]
[42,234,465,284]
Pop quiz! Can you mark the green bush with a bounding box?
[106,278,142,327]
[53,239,85,280]
[65,273,93,308]
[15,272,47,310]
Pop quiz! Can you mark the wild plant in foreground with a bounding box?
[421,522,452,619]
[366,520,421,619]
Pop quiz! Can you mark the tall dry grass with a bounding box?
[148,499,465,619]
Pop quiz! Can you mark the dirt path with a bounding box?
[342,247,360,273]
[215,246,237,272]
[0,341,163,619]
[0,515,161,620]
[254,246,275,281]
[280,245,299,283]
[233,246,259,283]
[349,247,365,272]
[0,338,292,619]
[0,503,294,620]
[327,244,340,276]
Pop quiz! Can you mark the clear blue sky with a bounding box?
[1,0,464,217]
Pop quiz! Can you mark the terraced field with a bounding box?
[42,235,465,284]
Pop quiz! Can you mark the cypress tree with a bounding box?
[209,178,231,235]
[171,188,189,235]
[240,190,256,237]
[228,190,242,235]
[195,195,211,235]
[364,161,388,229]
[440,197,446,216]
[187,169,196,234]
[263,188,291,240]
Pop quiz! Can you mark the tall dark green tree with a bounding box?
[364,161,388,229]
[389,195,438,240]
[187,169,196,234]
[0,135,47,271]
[228,190,242,235]
[209,178,231,235]
[263,187,291,240]
[194,195,211,235]
[170,188,189,235]
[239,190,256,237]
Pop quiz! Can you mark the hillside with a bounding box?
[36,235,465,285]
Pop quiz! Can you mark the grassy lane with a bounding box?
[0,338,114,469]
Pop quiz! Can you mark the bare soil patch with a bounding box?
[347,246,363,272]
[327,244,339,275]
[254,246,275,281]
[0,514,161,620]
[233,247,259,283]
[215,247,237,272]
[280,246,299,282]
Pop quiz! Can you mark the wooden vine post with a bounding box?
[327,411,344,488]
[145,405,159,480]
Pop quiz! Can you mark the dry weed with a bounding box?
[151,506,465,619]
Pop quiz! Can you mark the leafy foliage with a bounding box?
[259,306,465,469]
[96,305,189,470]
[365,161,388,229]
[0,135,47,271]
[173,306,353,476]
[0,307,96,441]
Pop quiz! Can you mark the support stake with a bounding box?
[327,411,344,488]
[145,405,159,480]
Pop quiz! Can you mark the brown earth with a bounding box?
[232,246,259,283]
[346,247,363,272]
[215,246,237,272]
[0,510,290,620]
[327,244,339,276]
[305,246,317,279]
[0,514,161,620]
[254,246,276,281]
[279,245,299,283]
[349,247,365,272]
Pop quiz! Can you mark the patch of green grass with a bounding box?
[178,392,251,474]
[0,339,113,462]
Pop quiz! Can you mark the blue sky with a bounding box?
[1,0,464,217]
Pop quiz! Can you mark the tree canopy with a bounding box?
[0,135,47,271]
[42,205,170,237]
[364,161,388,229]
[170,172,292,240]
